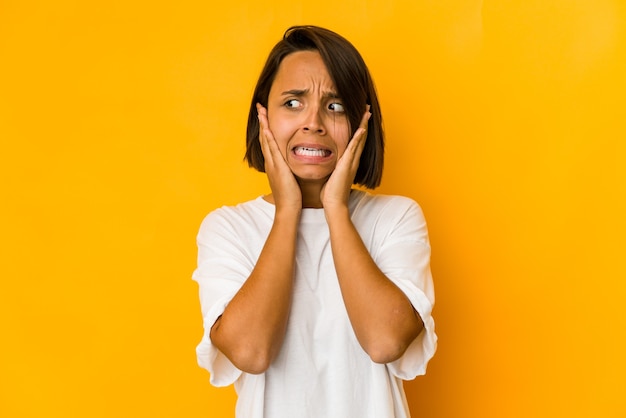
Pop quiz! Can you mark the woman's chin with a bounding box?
[293,171,332,186]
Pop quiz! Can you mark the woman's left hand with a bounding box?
[321,106,371,212]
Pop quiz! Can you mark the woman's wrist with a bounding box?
[274,205,302,223]
[323,203,351,227]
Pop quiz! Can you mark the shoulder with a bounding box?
[350,190,424,219]
[350,190,430,249]
[198,196,274,238]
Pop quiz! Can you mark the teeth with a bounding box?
[294,146,328,157]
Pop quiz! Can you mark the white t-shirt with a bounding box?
[193,190,437,418]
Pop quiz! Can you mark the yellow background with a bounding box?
[1,0,625,417]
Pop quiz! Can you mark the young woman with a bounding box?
[193,25,437,417]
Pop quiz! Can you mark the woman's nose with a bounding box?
[302,107,325,134]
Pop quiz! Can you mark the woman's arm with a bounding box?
[210,105,302,374]
[321,108,423,363]
[209,207,300,374]
[325,208,424,364]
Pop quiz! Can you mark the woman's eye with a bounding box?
[329,102,345,113]
[285,99,302,108]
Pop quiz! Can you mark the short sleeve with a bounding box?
[374,199,437,379]
[192,209,261,387]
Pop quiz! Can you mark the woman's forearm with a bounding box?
[210,207,301,374]
[326,206,423,364]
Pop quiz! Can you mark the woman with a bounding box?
[193,25,437,417]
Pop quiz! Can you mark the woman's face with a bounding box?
[266,50,351,185]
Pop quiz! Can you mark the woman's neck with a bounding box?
[298,181,324,208]
[262,182,326,209]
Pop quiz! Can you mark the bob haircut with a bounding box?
[244,25,385,189]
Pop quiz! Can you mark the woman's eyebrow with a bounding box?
[280,89,341,98]
[280,89,307,97]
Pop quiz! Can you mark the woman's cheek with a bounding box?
[335,127,351,156]
[267,119,291,157]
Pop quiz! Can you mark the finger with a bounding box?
[348,106,371,148]
[357,106,371,147]
[257,104,277,164]
[358,104,371,131]
[349,128,368,172]
[344,107,371,167]
[257,105,271,162]
[256,103,269,129]
[257,103,271,140]
[257,103,290,176]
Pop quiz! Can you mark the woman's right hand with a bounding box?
[257,103,302,211]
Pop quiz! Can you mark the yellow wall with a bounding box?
[1,1,624,417]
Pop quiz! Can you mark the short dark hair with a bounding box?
[244,25,385,189]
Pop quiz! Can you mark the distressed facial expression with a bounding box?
[267,50,351,184]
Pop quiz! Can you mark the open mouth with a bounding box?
[293,146,331,157]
